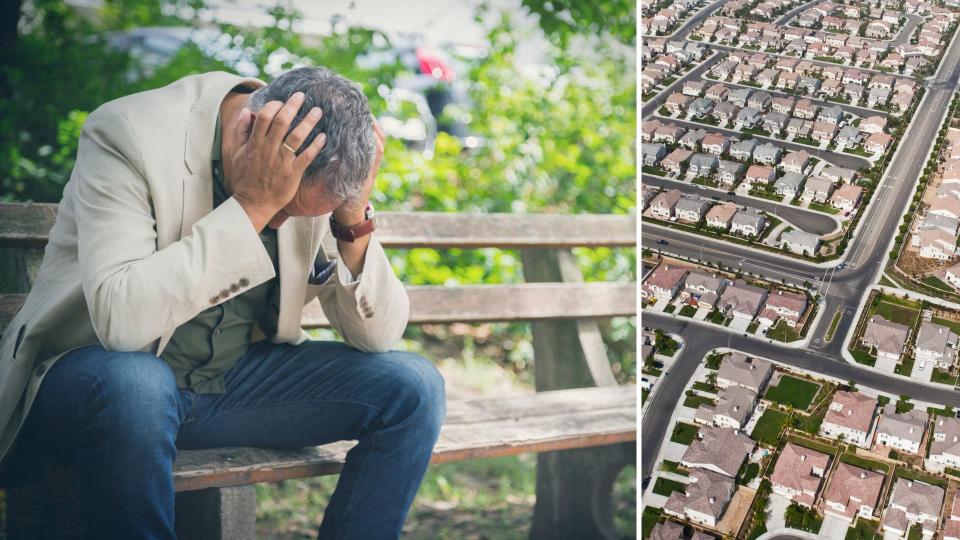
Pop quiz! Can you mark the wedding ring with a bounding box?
[282,142,297,155]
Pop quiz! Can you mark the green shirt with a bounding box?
[159,112,281,394]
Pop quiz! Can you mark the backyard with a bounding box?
[764,375,820,410]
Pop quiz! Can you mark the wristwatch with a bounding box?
[329,202,377,242]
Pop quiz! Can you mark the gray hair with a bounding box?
[247,66,376,203]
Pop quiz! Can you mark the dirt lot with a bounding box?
[898,249,950,278]
[716,485,757,537]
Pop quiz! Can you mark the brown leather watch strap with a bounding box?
[330,203,377,242]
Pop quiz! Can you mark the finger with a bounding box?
[283,107,323,153]
[372,118,385,143]
[267,92,306,146]
[251,100,284,141]
[293,132,328,172]
[237,107,255,144]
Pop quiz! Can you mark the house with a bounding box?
[830,184,864,212]
[647,189,684,220]
[881,478,944,538]
[713,102,741,123]
[689,97,715,119]
[702,133,731,155]
[861,115,888,134]
[917,228,958,261]
[763,112,789,135]
[679,270,728,309]
[930,196,960,220]
[781,150,810,173]
[730,210,767,237]
[642,119,662,142]
[798,76,821,95]
[770,442,830,507]
[642,144,668,166]
[748,91,773,110]
[865,132,894,154]
[718,280,769,322]
[746,164,777,185]
[675,196,712,222]
[641,263,689,300]
[717,160,745,184]
[862,315,910,363]
[844,82,864,104]
[653,123,685,144]
[665,92,693,115]
[706,83,730,101]
[706,202,739,230]
[641,187,658,211]
[679,129,709,150]
[771,96,796,115]
[680,425,755,477]
[775,172,805,198]
[802,176,836,203]
[946,263,960,290]
[794,99,819,119]
[757,289,808,327]
[818,104,845,125]
[683,80,707,96]
[712,385,758,430]
[835,125,862,148]
[663,469,736,528]
[716,352,773,393]
[730,139,760,161]
[915,321,959,370]
[662,148,694,174]
[780,229,821,256]
[823,463,884,520]
[688,153,720,177]
[736,106,763,128]
[928,416,960,472]
[875,405,928,454]
[728,87,754,107]
[819,391,878,448]
[753,143,783,165]
[821,165,856,183]
[648,522,685,540]
[812,121,838,143]
[787,118,813,138]
[919,213,960,236]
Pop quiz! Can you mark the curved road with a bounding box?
[641,174,840,234]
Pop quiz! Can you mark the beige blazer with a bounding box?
[0,71,410,471]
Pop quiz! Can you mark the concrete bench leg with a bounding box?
[529,441,636,540]
[175,485,257,540]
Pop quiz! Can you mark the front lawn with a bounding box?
[845,518,881,540]
[767,319,802,342]
[765,375,819,410]
[751,409,789,445]
[808,202,840,214]
[683,391,716,409]
[670,422,700,445]
[708,309,728,325]
[641,506,663,539]
[679,304,697,317]
[894,355,915,377]
[850,348,877,366]
[652,477,687,497]
[660,460,689,476]
[785,501,822,533]
[933,368,958,385]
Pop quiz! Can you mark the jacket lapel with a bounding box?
[275,217,313,342]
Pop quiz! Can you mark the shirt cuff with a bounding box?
[308,258,360,285]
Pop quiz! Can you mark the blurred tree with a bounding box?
[520,0,636,47]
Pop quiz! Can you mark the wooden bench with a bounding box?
[0,202,637,539]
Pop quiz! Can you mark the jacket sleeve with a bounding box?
[305,229,410,353]
[73,105,277,352]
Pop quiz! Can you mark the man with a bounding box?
[0,67,447,539]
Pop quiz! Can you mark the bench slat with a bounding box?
[171,385,636,492]
[0,203,636,248]
[0,282,636,333]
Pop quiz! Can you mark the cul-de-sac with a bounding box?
[640,0,960,537]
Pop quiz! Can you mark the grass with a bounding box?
[663,304,677,314]
[683,392,716,409]
[921,275,953,292]
[660,460,688,476]
[850,348,877,367]
[765,375,819,410]
[845,518,882,540]
[871,296,921,326]
[641,506,663,540]
[707,309,728,325]
[826,309,843,342]
[808,201,841,214]
[932,368,958,385]
[705,352,723,370]
[767,319,802,342]
[907,524,922,540]
[839,453,890,473]
[751,409,789,445]
[652,477,687,497]
[932,316,960,336]
[946,467,960,479]
[671,422,700,445]
[678,304,697,317]
[692,381,716,393]
[896,466,947,488]
[896,399,914,413]
[739,462,761,484]
[785,501,822,533]
[787,434,836,456]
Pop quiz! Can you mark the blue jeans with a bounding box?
[10,339,447,539]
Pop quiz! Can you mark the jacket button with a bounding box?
[364,310,374,319]
[220,289,230,299]
[35,364,46,376]
[209,296,219,305]
[229,283,240,292]
[238,278,250,287]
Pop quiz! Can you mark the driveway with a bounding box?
[911,358,934,384]
[818,513,850,539]
[767,493,791,530]
[729,317,752,332]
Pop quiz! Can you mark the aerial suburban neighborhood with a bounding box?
[641,0,960,536]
